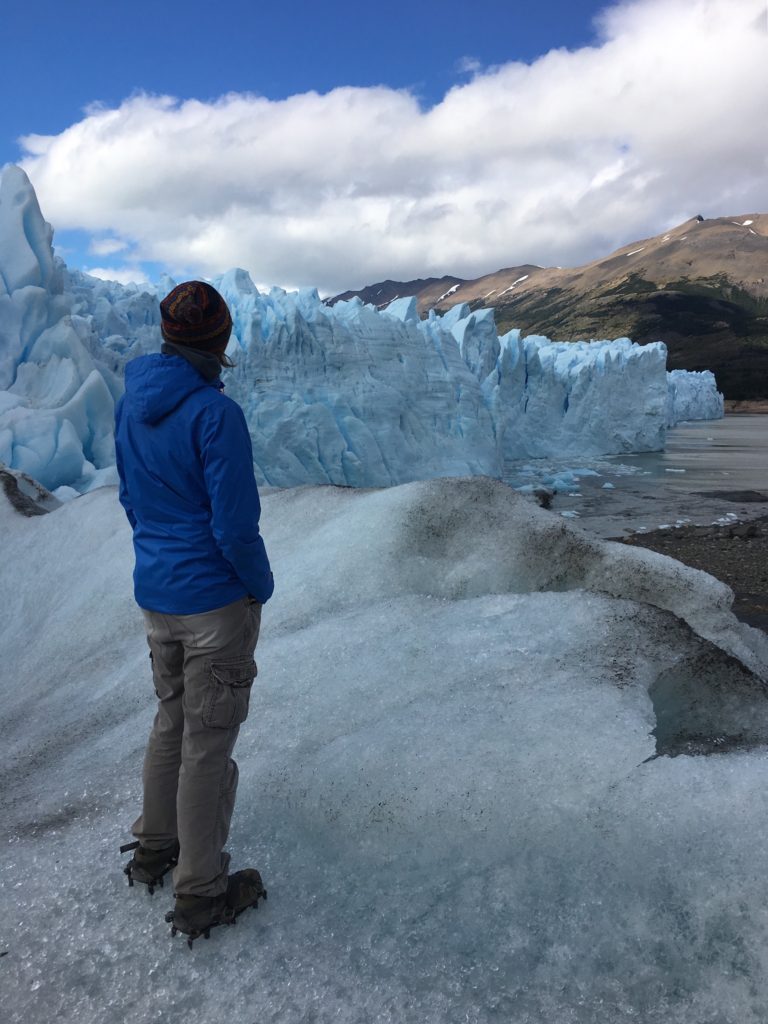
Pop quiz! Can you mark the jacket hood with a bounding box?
[124,353,219,425]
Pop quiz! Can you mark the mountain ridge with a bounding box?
[329,215,768,399]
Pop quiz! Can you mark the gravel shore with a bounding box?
[618,513,768,632]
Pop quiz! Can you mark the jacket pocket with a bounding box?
[203,656,257,729]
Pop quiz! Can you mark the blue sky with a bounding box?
[4,0,766,292]
[2,0,608,162]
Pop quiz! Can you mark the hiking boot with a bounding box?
[121,839,180,894]
[166,868,267,946]
[225,867,267,916]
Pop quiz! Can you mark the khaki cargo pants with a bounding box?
[132,596,261,898]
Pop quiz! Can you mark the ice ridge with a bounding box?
[0,165,724,494]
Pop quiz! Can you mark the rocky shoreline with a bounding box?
[723,400,768,413]
[618,513,768,631]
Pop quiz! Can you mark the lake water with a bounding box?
[506,415,768,538]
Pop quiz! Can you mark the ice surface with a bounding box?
[0,166,724,494]
[3,476,768,1023]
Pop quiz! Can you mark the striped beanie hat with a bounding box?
[160,281,232,351]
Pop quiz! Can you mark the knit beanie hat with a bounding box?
[159,281,232,351]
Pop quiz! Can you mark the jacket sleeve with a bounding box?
[114,397,137,530]
[197,396,274,603]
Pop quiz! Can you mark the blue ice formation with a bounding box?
[0,165,723,495]
[0,167,121,493]
[666,368,724,425]
[218,286,672,487]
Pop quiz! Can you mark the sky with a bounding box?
[3,0,767,294]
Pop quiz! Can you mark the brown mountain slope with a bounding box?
[332,216,768,399]
[330,275,462,309]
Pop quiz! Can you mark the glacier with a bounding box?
[0,165,723,494]
[666,367,725,425]
[3,475,768,1023]
[0,168,121,492]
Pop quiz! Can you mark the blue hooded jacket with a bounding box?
[114,353,274,614]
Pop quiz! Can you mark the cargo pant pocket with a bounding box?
[202,656,257,729]
[149,650,161,699]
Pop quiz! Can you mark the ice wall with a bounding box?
[666,368,724,425]
[216,284,499,487]
[65,267,164,364]
[218,288,674,486]
[484,329,669,459]
[0,165,724,493]
[0,168,121,493]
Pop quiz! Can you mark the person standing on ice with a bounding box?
[114,281,274,945]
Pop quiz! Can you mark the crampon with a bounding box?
[121,839,179,895]
[165,868,267,948]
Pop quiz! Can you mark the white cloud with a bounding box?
[456,56,483,75]
[19,0,768,294]
[84,266,151,286]
[89,236,128,257]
